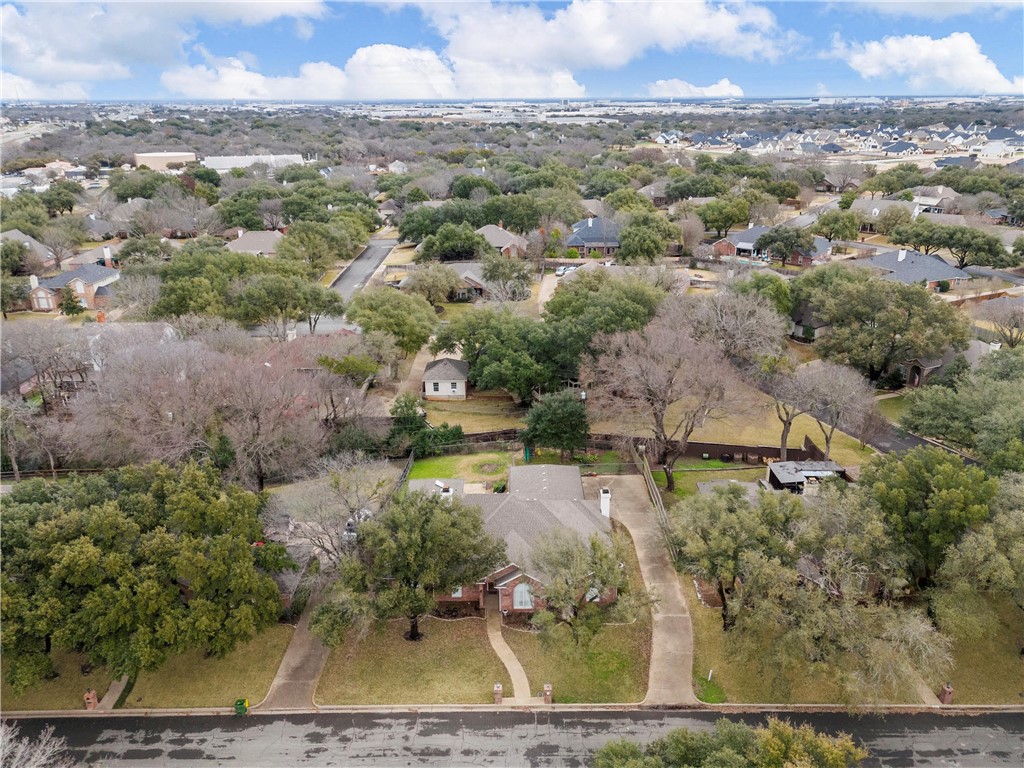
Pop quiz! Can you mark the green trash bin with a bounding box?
[234,698,249,716]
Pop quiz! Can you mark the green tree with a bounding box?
[859,446,997,587]
[481,251,532,301]
[584,169,631,198]
[838,189,858,210]
[618,212,678,265]
[481,194,541,234]
[944,226,1017,269]
[404,186,430,204]
[58,286,85,316]
[753,226,814,262]
[666,174,728,202]
[346,287,436,355]
[230,273,309,341]
[302,283,346,335]
[0,192,49,238]
[118,235,174,266]
[874,205,913,236]
[404,263,462,306]
[39,182,80,217]
[311,491,505,642]
[419,222,490,262]
[698,198,750,238]
[604,187,655,214]
[451,175,500,199]
[0,463,284,693]
[889,219,945,255]
[521,389,588,460]
[1,239,28,275]
[811,210,860,243]
[277,220,339,277]
[731,271,792,316]
[1,276,29,318]
[813,275,970,381]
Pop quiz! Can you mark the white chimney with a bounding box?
[237,228,244,239]
[748,222,754,229]
[587,217,593,227]
[440,485,453,504]
[599,487,611,518]
[102,246,113,267]
[29,274,38,289]
[989,341,1002,352]
[898,249,907,262]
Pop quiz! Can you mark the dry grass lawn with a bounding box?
[128,624,293,708]
[500,524,652,704]
[385,243,418,265]
[316,617,511,705]
[424,396,527,432]
[947,597,1024,705]
[593,380,876,470]
[1,651,114,711]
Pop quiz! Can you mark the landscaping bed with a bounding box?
[127,624,293,708]
[315,616,511,705]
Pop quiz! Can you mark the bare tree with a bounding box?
[259,198,285,230]
[830,161,865,191]
[281,453,397,571]
[975,298,1024,348]
[111,273,162,318]
[802,361,877,460]
[682,290,788,372]
[1,322,88,414]
[171,313,258,356]
[40,226,76,269]
[219,358,326,491]
[765,363,810,462]
[676,212,706,254]
[0,723,76,768]
[584,299,742,491]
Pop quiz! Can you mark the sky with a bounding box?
[1,1,1023,102]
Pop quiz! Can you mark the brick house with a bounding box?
[476,224,529,258]
[711,225,771,260]
[28,264,119,312]
[409,466,616,615]
[566,217,621,257]
[860,249,970,291]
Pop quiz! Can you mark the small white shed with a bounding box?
[423,358,469,401]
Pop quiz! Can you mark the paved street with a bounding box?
[8,710,1021,767]
[331,236,398,303]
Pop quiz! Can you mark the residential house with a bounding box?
[860,249,970,291]
[790,301,829,341]
[476,224,529,258]
[782,235,832,268]
[377,199,400,223]
[850,198,919,233]
[410,465,615,614]
[82,213,117,241]
[579,199,612,220]
[0,228,54,269]
[897,185,960,214]
[880,141,923,157]
[61,242,121,272]
[711,224,771,261]
[766,461,846,495]
[422,358,469,401]
[933,156,980,171]
[387,160,408,174]
[28,264,120,312]
[981,208,1020,227]
[566,217,621,257]
[637,180,669,207]
[226,229,284,257]
[815,174,861,193]
[901,339,994,388]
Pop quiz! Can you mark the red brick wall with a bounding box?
[497,574,547,613]
[712,241,737,258]
[435,582,485,609]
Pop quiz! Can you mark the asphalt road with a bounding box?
[331,237,398,303]
[7,710,1022,767]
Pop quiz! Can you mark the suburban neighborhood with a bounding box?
[1,86,1023,766]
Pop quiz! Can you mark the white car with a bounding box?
[555,266,568,277]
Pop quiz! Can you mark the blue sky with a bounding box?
[2,1,1022,101]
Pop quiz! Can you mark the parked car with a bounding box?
[555,266,568,277]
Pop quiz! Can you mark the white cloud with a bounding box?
[342,46,457,99]
[0,1,327,93]
[646,78,744,98]
[0,71,89,101]
[832,32,1024,95]
[840,1,1020,20]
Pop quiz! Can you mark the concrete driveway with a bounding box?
[584,475,699,706]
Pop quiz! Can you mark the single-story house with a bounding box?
[880,141,922,157]
[410,465,615,614]
[0,228,53,269]
[815,174,860,194]
[981,208,1020,227]
[711,225,771,261]
[387,160,408,174]
[226,229,284,257]
[83,213,117,241]
[476,224,529,258]
[901,339,994,387]
[566,217,621,257]
[766,461,846,494]
[637,181,669,207]
[377,199,400,223]
[790,301,830,341]
[781,235,832,268]
[422,357,469,401]
[860,249,970,291]
[62,242,121,272]
[28,264,119,312]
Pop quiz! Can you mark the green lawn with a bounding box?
[876,395,908,424]
[436,302,478,323]
[407,451,513,484]
[654,467,766,503]
[500,524,652,704]
[316,617,511,705]
[947,597,1024,705]
[1,651,114,711]
[128,624,293,708]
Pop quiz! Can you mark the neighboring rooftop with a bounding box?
[860,249,969,285]
[423,358,470,381]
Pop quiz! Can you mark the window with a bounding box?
[450,382,458,391]
[451,587,462,598]
[512,582,534,610]
[74,281,85,294]
[432,382,439,392]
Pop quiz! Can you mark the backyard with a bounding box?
[406,449,633,486]
[315,616,511,705]
[946,596,1024,704]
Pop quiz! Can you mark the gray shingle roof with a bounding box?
[769,461,843,485]
[1,229,51,261]
[423,358,469,381]
[38,264,119,290]
[861,250,969,285]
[226,230,284,255]
[567,217,620,248]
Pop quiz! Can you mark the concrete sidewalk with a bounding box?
[483,593,539,705]
[257,603,331,710]
[585,475,699,706]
